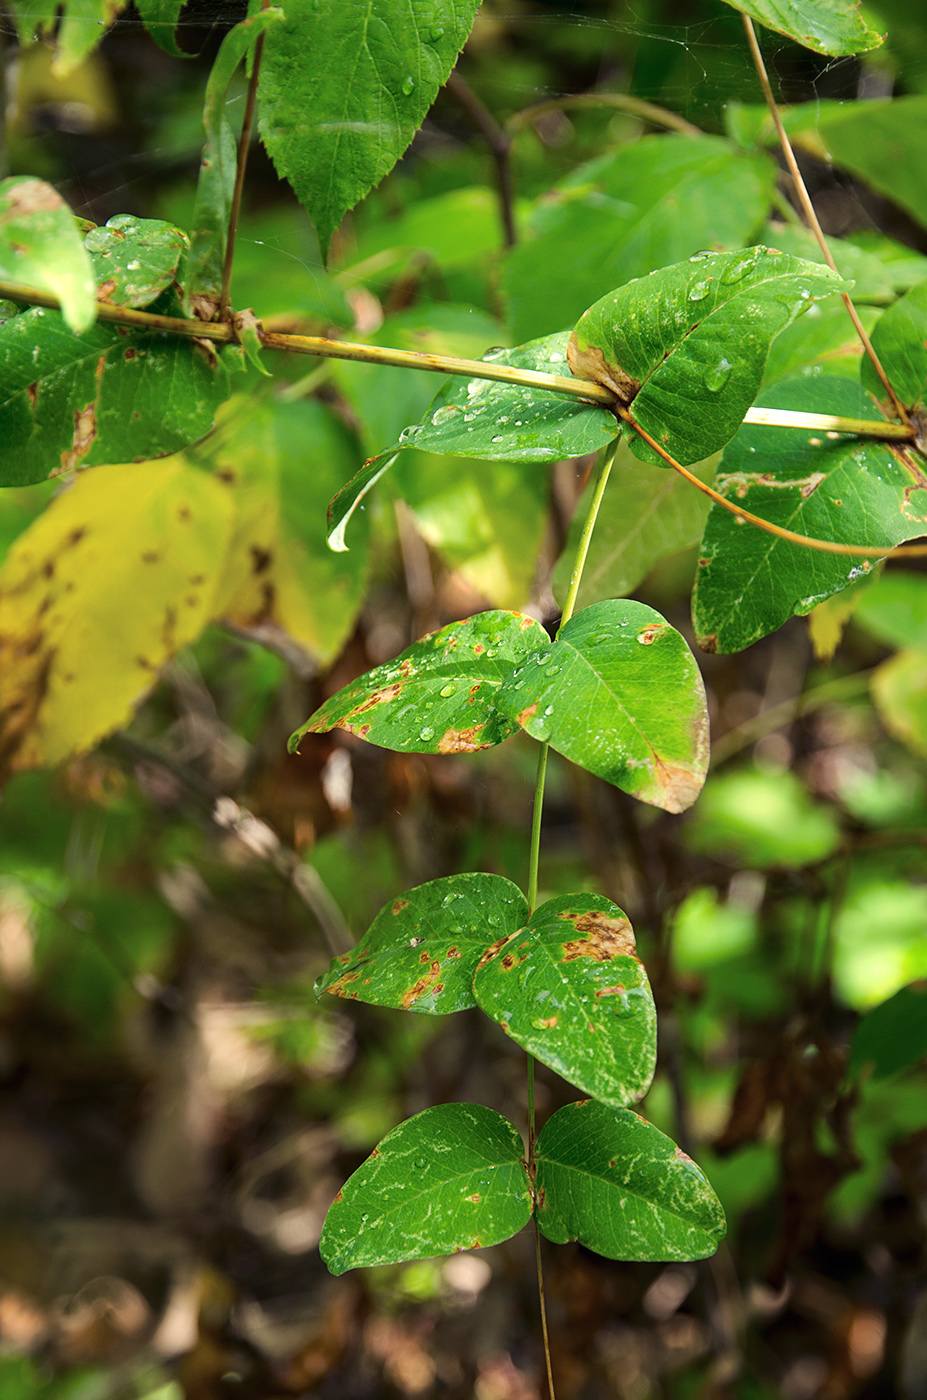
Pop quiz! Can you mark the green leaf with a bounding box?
[6,0,129,73]
[327,333,618,550]
[320,1103,532,1274]
[316,874,528,1015]
[135,0,185,55]
[473,894,656,1107]
[850,982,927,1078]
[352,186,507,278]
[289,610,550,756]
[184,9,284,318]
[762,222,895,303]
[552,440,716,608]
[692,376,926,655]
[256,0,481,257]
[719,0,883,55]
[85,215,188,309]
[815,96,927,233]
[762,300,879,386]
[494,600,709,814]
[872,646,927,757]
[206,395,370,665]
[0,304,236,487]
[862,277,927,410]
[853,571,927,650]
[394,451,550,610]
[685,766,841,868]
[502,136,776,344]
[568,247,849,466]
[534,1101,726,1261]
[0,177,95,334]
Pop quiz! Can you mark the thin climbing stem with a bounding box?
[619,407,927,558]
[527,744,550,917]
[535,1223,557,1400]
[742,14,910,425]
[0,277,918,443]
[218,0,269,321]
[559,442,617,626]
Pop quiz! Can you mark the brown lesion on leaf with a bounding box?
[346,682,403,717]
[537,1016,558,1028]
[96,279,117,302]
[438,724,492,753]
[466,1194,480,1203]
[250,545,272,574]
[517,703,538,726]
[595,984,627,998]
[419,951,430,964]
[698,633,718,654]
[59,403,97,473]
[474,934,514,974]
[391,898,410,915]
[537,1187,546,1209]
[325,970,361,999]
[332,1189,343,1204]
[500,951,526,971]
[560,910,636,961]
[446,946,460,959]
[1,178,64,221]
[401,967,445,1008]
[25,383,37,411]
[141,551,159,564]
[638,752,706,815]
[566,335,641,412]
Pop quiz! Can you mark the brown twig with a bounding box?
[218,0,270,321]
[618,406,927,558]
[742,14,910,425]
[445,71,517,247]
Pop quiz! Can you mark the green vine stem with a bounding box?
[0,277,916,443]
[218,0,271,321]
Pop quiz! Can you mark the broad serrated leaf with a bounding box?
[535,1101,726,1261]
[135,0,185,54]
[552,440,716,608]
[327,333,618,550]
[209,396,370,665]
[85,214,188,309]
[494,600,709,814]
[473,894,656,1106]
[861,277,927,410]
[692,377,927,655]
[0,303,236,487]
[6,0,129,73]
[289,611,550,756]
[256,0,481,257]
[502,136,776,343]
[185,9,284,318]
[872,646,927,757]
[568,247,848,466]
[0,460,233,779]
[0,178,95,334]
[719,0,883,56]
[849,982,927,1079]
[316,874,528,1015]
[320,1103,532,1274]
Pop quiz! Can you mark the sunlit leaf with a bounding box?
[320,1103,532,1274]
[862,277,927,410]
[0,177,94,333]
[0,460,233,779]
[719,0,882,55]
[686,767,842,868]
[5,0,129,72]
[850,982,927,1079]
[494,600,709,813]
[473,894,656,1106]
[256,0,481,257]
[535,1101,726,1261]
[853,571,927,650]
[568,247,848,466]
[871,646,927,757]
[289,610,550,756]
[692,377,926,655]
[316,874,528,1015]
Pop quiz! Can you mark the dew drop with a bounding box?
[401,75,415,96]
[720,254,755,285]
[688,279,712,302]
[431,405,458,426]
[483,346,506,361]
[439,682,458,697]
[535,653,551,665]
[413,1157,428,1170]
[485,647,498,658]
[491,434,504,443]
[429,24,444,40]
[704,358,732,393]
[419,726,435,741]
[689,250,712,262]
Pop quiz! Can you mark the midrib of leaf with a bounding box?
[527,938,636,1080]
[558,638,663,764]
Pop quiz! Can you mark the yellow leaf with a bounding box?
[0,459,233,778]
[807,569,880,662]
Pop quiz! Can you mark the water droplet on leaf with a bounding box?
[704,358,732,392]
[439,682,458,697]
[720,254,756,285]
[688,279,711,302]
[419,726,435,741]
[401,75,415,95]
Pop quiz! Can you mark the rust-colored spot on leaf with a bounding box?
[419,951,429,964]
[537,1187,546,1209]
[141,551,159,564]
[325,970,361,999]
[446,946,460,959]
[26,382,37,410]
[501,952,522,971]
[96,279,117,302]
[636,623,665,645]
[348,682,403,716]
[561,911,636,961]
[438,724,492,753]
[466,1194,480,1203]
[517,702,538,726]
[369,1147,379,1157]
[391,898,409,915]
[60,403,97,473]
[332,1189,343,1204]
[473,642,485,655]
[402,967,444,1008]
[595,984,627,998]
[474,935,511,975]
[537,1016,558,1028]
[698,633,718,654]
[250,545,272,574]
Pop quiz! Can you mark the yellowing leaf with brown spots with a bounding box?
[0,460,233,778]
[206,396,370,665]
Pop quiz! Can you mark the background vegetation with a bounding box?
[1,1,926,1398]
